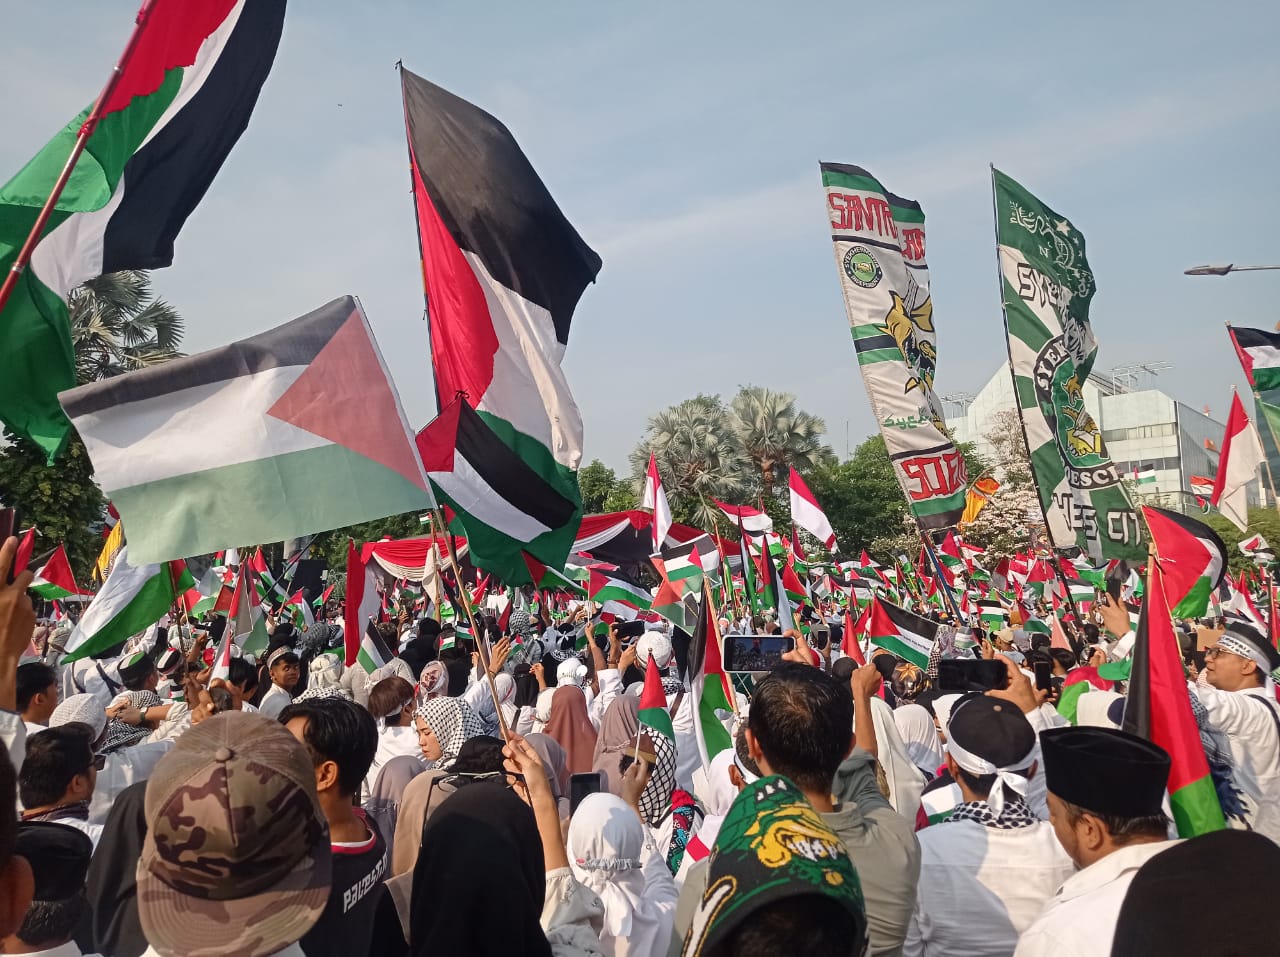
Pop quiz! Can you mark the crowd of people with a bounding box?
[0,535,1278,956]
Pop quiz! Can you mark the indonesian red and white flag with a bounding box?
[642,454,672,550]
[714,500,772,534]
[1211,393,1264,532]
[788,467,837,551]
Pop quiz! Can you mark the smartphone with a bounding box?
[0,508,19,584]
[722,635,794,673]
[936,659,1010,693]
[569,772,603,814]
[617,620,646,640]
[1033,659,1054,692]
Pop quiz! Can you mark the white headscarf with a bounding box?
[894,703,944,774]
[931,694,964,743]
[1076,689,1123,729]
[568,793,674,957]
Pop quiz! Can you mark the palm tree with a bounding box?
[728,386,835,499]
[69,270,183,384]
[629,395,751,530]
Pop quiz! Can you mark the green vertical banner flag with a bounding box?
[992,169,1142,560]
[819,163,967,530]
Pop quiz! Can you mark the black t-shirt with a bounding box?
[301,810,390,957]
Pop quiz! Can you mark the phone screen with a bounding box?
[1033,660,1054,692]
[936,659,1010,693]
[569,772,602,814]
[723,635,794,673]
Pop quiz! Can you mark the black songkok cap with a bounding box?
[15,821,92,901]
[1041,726,1170,818]
[1111,830,1280,956]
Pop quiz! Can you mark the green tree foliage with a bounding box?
[310,511,431,571]
[578,459,635,514]
[0,430,105,583]
[70,271,183,381]
[1201,507,1280,576]
[630,388,835,532]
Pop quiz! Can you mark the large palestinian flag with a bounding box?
[1229,326,1280,392]
[62,297,433,565]
[1142,506,1226,619]
[416,397,579,583]
[993,169,1142,560]
[401,68,599,581]
[0,0,286,460]
[1123,564,1225,837]
[866,597,939,668]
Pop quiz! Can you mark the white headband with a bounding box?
[945,731,1036,818]
[732,749,760,785]
[1218,635,1277,693]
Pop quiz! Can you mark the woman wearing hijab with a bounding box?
[410,736,605,957]
[413,695,485,771]
[567,793,678,957]
[418,660,449,700]
[471,672,518,737]
[84,779,148,957]
[527,732,572,820]
[591,696,639,797]
[894,702,945,777]
[544,686,599,775]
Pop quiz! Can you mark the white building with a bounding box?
[945,363,1265,514]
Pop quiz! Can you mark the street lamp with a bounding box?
[1185,263,1280,276]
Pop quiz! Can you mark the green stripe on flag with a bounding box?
[1170,774,1227,837]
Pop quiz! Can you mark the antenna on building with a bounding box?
[941,392,975,415]
[1099,361,1172,394]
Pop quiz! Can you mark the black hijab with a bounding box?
[409,781,552,957]
[83,780,148,957]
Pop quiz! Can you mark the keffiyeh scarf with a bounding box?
[637,732,677,827]
[100,691,163,754]
[948,795,1038,830]
[414,696,485,769]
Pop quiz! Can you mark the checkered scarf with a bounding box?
[947,794,1038,830]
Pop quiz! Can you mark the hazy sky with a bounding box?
[4,1,1277,474]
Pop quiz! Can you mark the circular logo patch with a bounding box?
[843,246,882,288]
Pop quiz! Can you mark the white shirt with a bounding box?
[258,683,294,720]
[904,819,1075,957]
[1014,840,1179,957]
[92,739,171,825]
[363,723,421,801]
[1194,683,1280,842]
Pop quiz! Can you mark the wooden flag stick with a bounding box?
[433,508,510,743]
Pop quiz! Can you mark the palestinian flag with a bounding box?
[689,596,734,769]
[282,589,315,629]
[401,68,596,583]
[1229,326,1280,392]
[866,598,938,668]
[637,654,675,742]
[658,544,704,594]
[737,521,761,613]
[588,569,652,611]
[521,553,585,595]
[841,605,868,664]
[1056,659,1131,724]
[229,564,269,658]
[312,584,334,610]
[1123,564,1226,837]
[715,500,772,534]
[788,467,837,550]
[343,540,382,668]
[208,624,234,682]
[1133,466,1157,485]
[1211,392,1264,533]
[63,297,433,565]
[1142,506,1226,618]
[651,577,696,633]
[29,545,89,599]
[1238,533,1274,564]
[357,621,394,674]
[0,0,285,460]
[63,546,194,662]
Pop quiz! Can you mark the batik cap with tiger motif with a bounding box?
[137,710,332,957]
[681,775,866,956]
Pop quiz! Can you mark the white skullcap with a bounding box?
[50,693,107,740]
[637,632,673,669]
[557,658,588,686]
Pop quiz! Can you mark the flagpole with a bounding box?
[703,576,740,720]
[432,507,510,743]
[704,496,746,623]
[917,531,963,621]
[0,0,163,319]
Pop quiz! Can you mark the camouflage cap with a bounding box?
[137,710,332,957]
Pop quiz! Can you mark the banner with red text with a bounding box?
[820,162,967,529]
